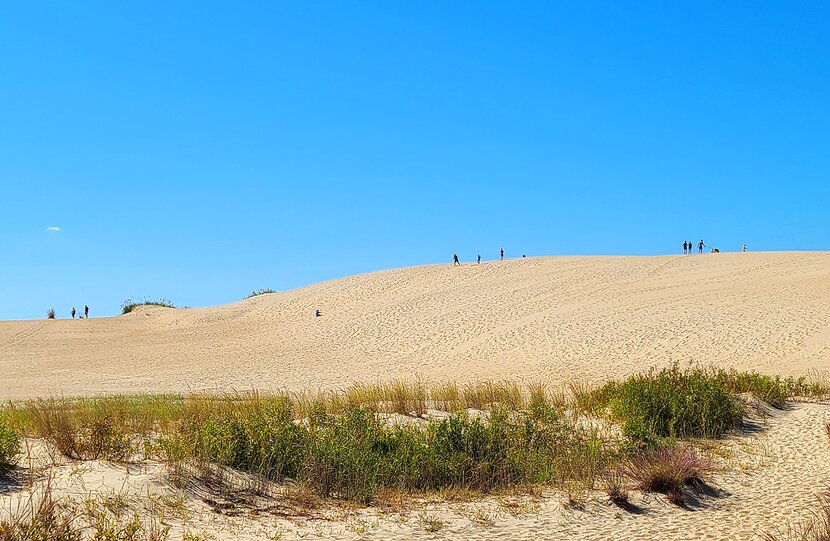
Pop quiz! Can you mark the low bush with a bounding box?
[121,298,175,314]
[586,366,743,441]
[623,445,712,506]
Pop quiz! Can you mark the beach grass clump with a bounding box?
[121,298,175,314]
[245,288,277,299]
[585,366,743,441]
[0,416,20,473]
[623,444,712,506]
[7,396,190,462]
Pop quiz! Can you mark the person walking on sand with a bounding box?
[84,304,89,318]
[698,239,704,254]
[71,307,76,319]
[683,240,688,255]
[743,243,747,253]
[500,248,504,260]
[477,254,481,264]
[453,254,460,266]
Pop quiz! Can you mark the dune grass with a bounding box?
[120,298,176,315]
[245,288,277,299]
[1,368,826,507]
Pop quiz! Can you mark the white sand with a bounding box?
[1,251,828,400]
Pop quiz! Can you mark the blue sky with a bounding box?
[1,1,828,320]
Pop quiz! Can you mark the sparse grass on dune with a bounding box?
[245,288,277,299]
[120,298,176,315]
[0,479,171,541]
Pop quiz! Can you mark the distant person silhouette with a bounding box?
[742,244,747,253]
[698,240,704,254]
[500,248,504,260]
[453,254,460,266]
[71,307,76,319]
[84,305,89,319]
[683,240,688,255]
[477,254,481,264]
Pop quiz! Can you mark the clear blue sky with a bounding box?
[1,2,828,320]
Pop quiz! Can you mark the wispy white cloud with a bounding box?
[46,226,61,232]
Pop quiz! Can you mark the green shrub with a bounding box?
[590,366,743,441]
[0,417,20,472]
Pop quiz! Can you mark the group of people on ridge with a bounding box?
[70,305,89,319]
[454,248,505,266]
[683,240,705,255]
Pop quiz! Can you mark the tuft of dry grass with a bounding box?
[623,445,713,506]
[602,469,629,507]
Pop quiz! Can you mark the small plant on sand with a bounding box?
[46,308,56,319]
[246,288,277,299]
[121,298,175,314]
[0,417,20,473]
[602,469,629,507]
[623,445,712,506]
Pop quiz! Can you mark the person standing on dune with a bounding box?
[500,248,504,260]
[84,304,89,318]
[453,254,460,266]
[683,240,688,255]
[71,307,76,319]
[477,254,481,264]
[698,240,704,254]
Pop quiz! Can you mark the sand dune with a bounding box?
[1,251,829,400]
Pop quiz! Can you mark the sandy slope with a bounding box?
[1,251,829,399]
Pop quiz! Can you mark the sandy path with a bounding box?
[1,251,829,399]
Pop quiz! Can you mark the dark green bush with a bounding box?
[591,366,743,441]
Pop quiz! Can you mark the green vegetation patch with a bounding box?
[168,400,612,503]
[587,366,744,441]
